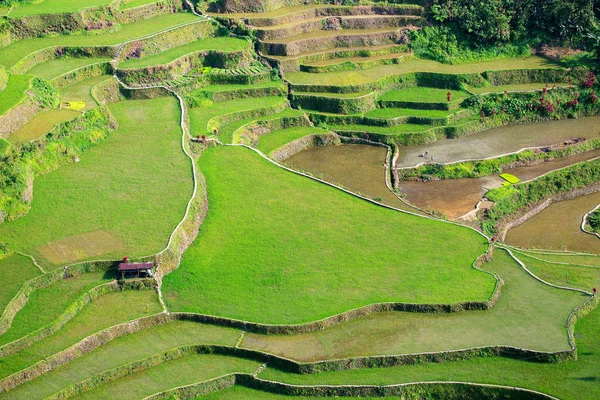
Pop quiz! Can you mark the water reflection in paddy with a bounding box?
[506,191,600,254]
[284,144,426,215]
[397,116,600,168]
[398,148,600,220]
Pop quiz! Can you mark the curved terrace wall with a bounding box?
[116,49,253,85]
[496,184,600,242]
[269,133,341,161]
[260,30,407,57]
[5,0,185,42]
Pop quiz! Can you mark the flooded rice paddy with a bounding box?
[397,116,600,168]
[284,144,425,215]
[506,191,600,254]
[399,148,600,220]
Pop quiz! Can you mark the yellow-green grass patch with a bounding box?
[242,250,585,360]
[259,255,600,400]
[59,74,111,112]
[365,107,460,119]
[0,13,198,69]
[499,173,521,184]
[0,289,162,379]
[515,252,600,292]
[0,253,42,314]
[466,83,571,95]
[162,146,494,324]
[221,107,304,144]
[74,354,260,400]
[257,126,330,155]
[119,36,250,68]
[0,97,193,268]
[0,269,112,346]
[285,56,559,87]
[380,87,470,103]
[188,96,287,140]
[8,0,113,18]
[120,0,158,10]
[25,58,110,80]
[0,321,241,399]
[8,109,81,143]
[0,74,32,115]
[200,387,400,399]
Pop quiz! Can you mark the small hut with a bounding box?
[117,262,154,279]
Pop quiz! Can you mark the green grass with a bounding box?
[379,87,470,103]
[514,252,600,292]
[241,249,584,360]
[188,96,287,140]
[0,13,198,69]
[467,83,570,95]
[0,74,32,115]
[26,58,110,80]
[0,321,241,400]
[119,36,250,68]
[201,387,399,399]
[0,253,41,314]
[330,123,432,134]
[59,74,111,112]
[222,107,304,144]
[0,289,162,379]
[286,56,559,87]
[0,269,112,346]
[499,173,521,184]
[8,0,113,17]
[75,354,259,400]
[162,146,494,324]
[0,97,193,268]
[513,250,600,267]
[258,251,599,400]
[8,109,81,143]
[295,91,372,99]
[256,126,330,155]
[365,107,460,119]
[199,81,284,93]
[120,0,157,10]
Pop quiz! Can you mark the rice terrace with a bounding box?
[0,0,600,399]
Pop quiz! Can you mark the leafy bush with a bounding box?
[0,108,114,222]
[410,26,531,64]
[481,159,600,235]
[588,209,600,233]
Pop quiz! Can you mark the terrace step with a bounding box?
[208,4,423,27]
[255,15,421,41]
[259,27,409,57]
[301,52,412,73]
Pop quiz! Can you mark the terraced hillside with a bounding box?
[0,0,599,399]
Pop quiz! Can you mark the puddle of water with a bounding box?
[397,116,600,168]
[283,144,425,215]
[399,176,503,220]
[8,109,81,143]
[506,191,600,254]
[398,149,600,220]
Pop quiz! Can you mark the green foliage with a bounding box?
[410,26,532,64]
[588,209,600,232]
[481,159,600,235]
[430,0,599,49]
[0,107,113,222]
[30,78,59,108]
